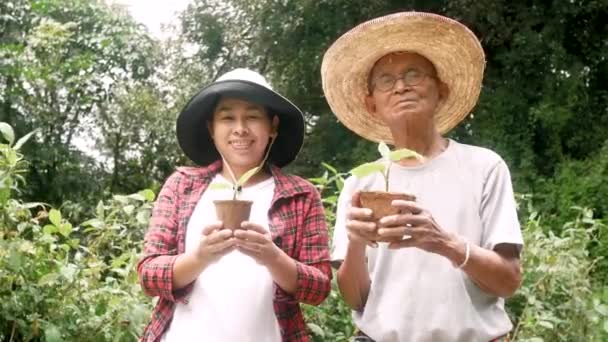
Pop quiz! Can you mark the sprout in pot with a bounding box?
[209,166,262,230]
[350,142,424,241]
[209,137,275,230]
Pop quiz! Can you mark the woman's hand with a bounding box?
[193,221,237,263]
[234,222,282,266]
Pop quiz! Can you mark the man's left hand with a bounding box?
[376,200,459,254]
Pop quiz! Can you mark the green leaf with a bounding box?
[350,162,385,178]
[114,195,129,204]
[209,182,232,190]
[389,148,424,162]
[139,189,155,201]
[43,224,58,235]
[58,223,72,237]
[604,319,608,333]
[136,210,150,225]
[321,162,337,174]
[307,323,325,337]
[378,141,390,159]
[96,200,105,219]
[538,321,554,329]
[4,149,17,167]
[127,193,145,201]
[0,122,15,145]
[596,304,608,316]
[60,264,77,282]
[238,166,261,186]
[13,129,37,150]
[38,272,59,286]
[49,209,61,226]
[82,218,104,229]
[123,205,135,215]
[45,324,62,342]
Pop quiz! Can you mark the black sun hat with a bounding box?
[176,68,305,167]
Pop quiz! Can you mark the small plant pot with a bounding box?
[359,191,416,242]
[213,200,253,230]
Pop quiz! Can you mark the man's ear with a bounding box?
[270,115,279,138]
[438,81,450,106]
[365,94,378,118]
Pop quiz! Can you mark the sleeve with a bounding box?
[331,176,357,263]
[480,159,524,252]
[137,171,193,302]
[276,187,332,306]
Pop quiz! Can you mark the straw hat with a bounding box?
[176,68,305,167]
[321,12,486,143]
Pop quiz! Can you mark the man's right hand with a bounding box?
[345,192,379,247]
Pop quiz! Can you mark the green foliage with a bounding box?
[0,126,153,341]
[2,127,608,341]
[306,163,353,340]
[508,200,608,341]
[1,0,165,207]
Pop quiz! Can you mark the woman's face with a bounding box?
[208,97,278,175]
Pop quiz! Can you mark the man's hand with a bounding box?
[346,191,380,248]
[376,200,459,253]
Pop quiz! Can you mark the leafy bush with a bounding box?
[1,124,606,341]
[508,200,608,341]
[0,124,153,341]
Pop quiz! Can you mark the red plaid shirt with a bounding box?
[137,160,332,341]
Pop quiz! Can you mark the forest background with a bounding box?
[1,0,607,341]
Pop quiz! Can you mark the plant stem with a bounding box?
[9,321,16,342]
[384,162,391,192]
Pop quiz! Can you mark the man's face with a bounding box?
[365,52,446,127]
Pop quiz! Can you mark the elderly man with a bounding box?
[322,12,523,342]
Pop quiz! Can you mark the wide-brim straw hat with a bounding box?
[176,68,305,167]
[321,12,486,143]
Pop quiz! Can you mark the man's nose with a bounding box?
[393,77,409,93]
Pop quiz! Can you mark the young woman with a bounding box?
[137,68,331,342]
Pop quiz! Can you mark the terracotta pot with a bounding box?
[359,191,416,242]
[213,200,253,230]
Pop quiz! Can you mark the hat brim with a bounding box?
[321,12,486,144]
[176,80,305,167]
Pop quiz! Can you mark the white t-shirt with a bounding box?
[332,140,523,342]
[162,174,281,342]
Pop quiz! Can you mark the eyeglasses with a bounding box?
[371,69,435,92]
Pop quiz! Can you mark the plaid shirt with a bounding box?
[137,160,332,342]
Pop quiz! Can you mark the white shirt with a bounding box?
[162,174,281,342]
[332,140,524,342]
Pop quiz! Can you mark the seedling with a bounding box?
[350,141,424,191]
[209,166,261,200]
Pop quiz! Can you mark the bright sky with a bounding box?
[105,0,193,39]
